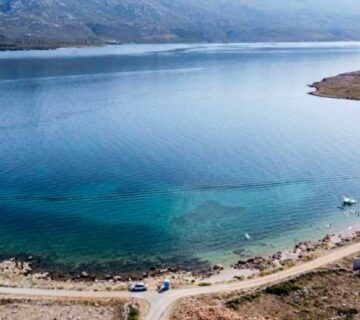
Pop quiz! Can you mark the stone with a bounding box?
[213,264,224,271]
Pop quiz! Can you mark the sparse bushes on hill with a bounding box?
[337,307,358,320]
[265,281,301,296]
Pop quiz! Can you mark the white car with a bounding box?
[128,282,148,292]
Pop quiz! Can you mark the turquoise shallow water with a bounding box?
[1,43,360,273]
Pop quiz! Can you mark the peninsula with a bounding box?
[310,71,360,100]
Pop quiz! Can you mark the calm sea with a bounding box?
[1,43,360,273]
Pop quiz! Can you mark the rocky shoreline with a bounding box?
[232,231,360,274]
[0,254,210,283]
[1,228,360,291]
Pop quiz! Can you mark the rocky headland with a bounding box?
[310,71,360,100]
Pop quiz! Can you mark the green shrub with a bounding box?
[225,292,261,310]
[0,299,13,306]
[265,281,301,296]
[198,282,212,287]
[128,304,140,320]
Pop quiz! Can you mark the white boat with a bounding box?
[343,195,357,206]
[244,233,251,240]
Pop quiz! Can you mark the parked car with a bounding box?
[128,282,148,292]
[158,279,171,293]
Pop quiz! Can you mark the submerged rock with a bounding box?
[213,264,224,271]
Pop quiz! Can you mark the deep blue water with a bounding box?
[1,43,360,272]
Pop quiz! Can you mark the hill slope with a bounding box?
[1,0,360,48]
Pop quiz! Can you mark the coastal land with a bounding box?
[310,71,360,100]
[0,227,360,319]
[0,295,129,320]
[171,251,360,320]
[0,231,359,320]
[0,42,100,51]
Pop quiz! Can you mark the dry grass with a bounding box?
[310,71,360,100]
[171,253,360,320]
[0,295,129,320]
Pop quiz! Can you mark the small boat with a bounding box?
[343,195,357,206]
[244,233,251,240]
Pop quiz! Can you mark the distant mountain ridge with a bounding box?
[1,0,360,48]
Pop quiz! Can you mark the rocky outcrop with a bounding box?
[233,232,360,272]
[0,258,32,276]
[213,264,224,271]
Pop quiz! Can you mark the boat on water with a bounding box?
[244,233,251,240]
[343,195,357,206]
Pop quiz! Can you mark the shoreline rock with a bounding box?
[233,231,360,272]
[1,230,360,288]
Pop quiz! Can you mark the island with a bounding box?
[310,71,360,100]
